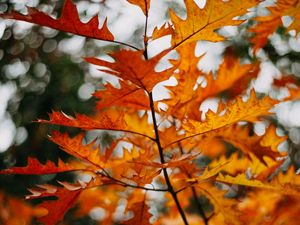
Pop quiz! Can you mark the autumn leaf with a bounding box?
[183,90,278,137]
[216,168,300,196]
[0,192,45,225]
[250,0,300,52]
[0,157,84,175]
[93,80,150,110]
[49,131,106,169]
[127,0,150,16]
[1,0,300,225]
[151,22,173,40]
[170,0,259,47]
[197,183,242,225]
[123,201,152,225]
[0,0,114,41]
[165,46,259,119]
[27,184,83,225]
[237,190,300,225]
[210,124,286,163]
[85,49,175,92]
[38,110,155,139]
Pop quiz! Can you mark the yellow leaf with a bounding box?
[183,90,278,136]
[170,0,259,47]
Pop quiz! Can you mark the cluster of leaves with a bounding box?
[1,0,300,225]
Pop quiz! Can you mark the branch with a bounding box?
[177,143,209,225]
[143,0,149,59]
[149,92,189,225]
[97,171,168,192]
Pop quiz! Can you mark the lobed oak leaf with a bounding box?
[209,152,284,179]
[39,110,154,139]
[165,48,259,119]
[188,160,230,183]
[197,182,242,225]
[217,169,300,196]
[250,0,300,53]
[170,0,259,47]
[118,147,161,186]
[0,0,114,41]
[183,90,278,136]
[212,124,286,163]
[85,49,175,92]
[93,80,149,110]
[49,131,105,169]
[127,0,150,16]
[26,184,82,225]
[0,157,84,175]
[151,22,173,40]
[158,125,185,148]
[123,201,152,225]
[163,43,204,118]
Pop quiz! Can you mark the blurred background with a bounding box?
[0,0,300,224]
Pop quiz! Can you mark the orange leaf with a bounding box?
[250,0,300,52]
[127,0,150,15]
[0,0,114,41]
[0,157,82,175]
[123,201,152,225]
[151,22,173,40]
[38,110,154,139]
[27,184,82,225]
[165,47,259,119]
[93,80,149,110]
[49,131,104,169]
[85,49,175,92]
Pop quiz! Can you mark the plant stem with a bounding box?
[191,186,209,225]
[149,92,189,225]
[177,143,209,225]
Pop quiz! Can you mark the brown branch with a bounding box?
[177,143,209,225]
[149,92,189,225]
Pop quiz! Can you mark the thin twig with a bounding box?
[97,171,168,192]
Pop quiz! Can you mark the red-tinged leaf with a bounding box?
[39,110,155,140]
[0,191,46,225]
[49,131,118,169]
[1,0,114,41]
[49,131,104,169]
[0,157,83,175]
[93,80,149,110]
[38,110,126,131]
[123,201,152,225]
[27,184,82,225]
[273,75,298,87]
[85,49,175,92]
